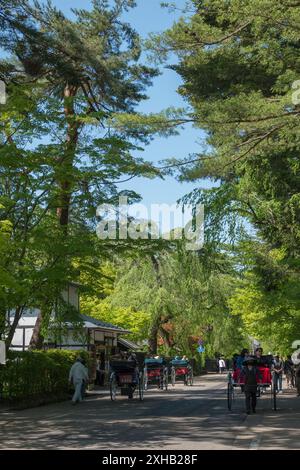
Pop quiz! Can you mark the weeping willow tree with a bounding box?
[80,244,245,357]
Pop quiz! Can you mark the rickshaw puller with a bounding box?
[240,359,262,414]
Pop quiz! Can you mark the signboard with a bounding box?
[94,331,105,342]
[0,341,6,364]
[197,345,205,353]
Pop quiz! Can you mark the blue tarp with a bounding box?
[145,358,164,364]
[170,359,189,366]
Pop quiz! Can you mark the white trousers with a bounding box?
[72,379,83,403]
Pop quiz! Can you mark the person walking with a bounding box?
[240,359,262,414]
[218,357,226,374]
[273,355,284,394]
[284,355,295,389]
[69,357,89,405]
[95,357,104,386]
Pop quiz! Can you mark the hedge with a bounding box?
[0,349,90,404]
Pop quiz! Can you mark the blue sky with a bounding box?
[49,1,212,207]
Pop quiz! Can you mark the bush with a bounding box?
[0,349,90,404]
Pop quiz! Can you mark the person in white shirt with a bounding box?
[69,357,89,404]
[218,358,226,374]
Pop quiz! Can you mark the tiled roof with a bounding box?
[118,337,140,350]
[79,314,130,333]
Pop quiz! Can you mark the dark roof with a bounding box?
[118,337,140,350]
[79,314,130,334]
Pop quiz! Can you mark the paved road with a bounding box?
[1,374,300,450]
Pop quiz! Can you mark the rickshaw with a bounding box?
[227,356,277,411]
[109,358,145,401]
[170,358,193,386]
[144,357,168,391]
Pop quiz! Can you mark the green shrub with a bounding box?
[0,349,90,403]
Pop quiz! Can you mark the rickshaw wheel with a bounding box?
[159,376,164,390]
[171,367,176,386]
[139,373,144,401]
[272,373,277,411]
[227,381,234,411]
[163,371,168,391]
[144,374,148,391]
[110,373,117,401]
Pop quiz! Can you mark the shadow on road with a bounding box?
[0,375,299,450]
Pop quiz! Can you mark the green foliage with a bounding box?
[79,260,151,342]
[145,0,300,354]
[0,349,90,402]
[83,297,151,343]
[229,243,300,355]
[109,107,187,142]
[84,247,245,357]
[0,0,160,348]
[147,0,300,252]
[2,0,299,360]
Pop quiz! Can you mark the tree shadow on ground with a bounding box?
[0,375,299,450]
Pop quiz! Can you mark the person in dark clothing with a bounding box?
[232,354,239,371]
[284,355,295,389]
[255,347,263,364]
[240,359,262,414]
[254,347,271,367]
[236,349,251,393]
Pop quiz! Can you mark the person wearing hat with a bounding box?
[69,356,89,405]
[240,358,262,414]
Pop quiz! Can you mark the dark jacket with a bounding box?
[284,360,294,374]
[241,366,262,391]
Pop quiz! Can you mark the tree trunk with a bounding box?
[5,306,23,352]
[148,315,161,355]
[30,84,79,349]
[148,256,176,353]
[159,325,174,349]
[147,255,163,354]
[56,83,79,229]
[0,306,6,341]
[31,84,79,348]
[29,310,44,350]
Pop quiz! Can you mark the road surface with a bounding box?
[1,374,300,450]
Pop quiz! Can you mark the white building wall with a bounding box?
[9,285,80,350]
[9,308,40,350]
